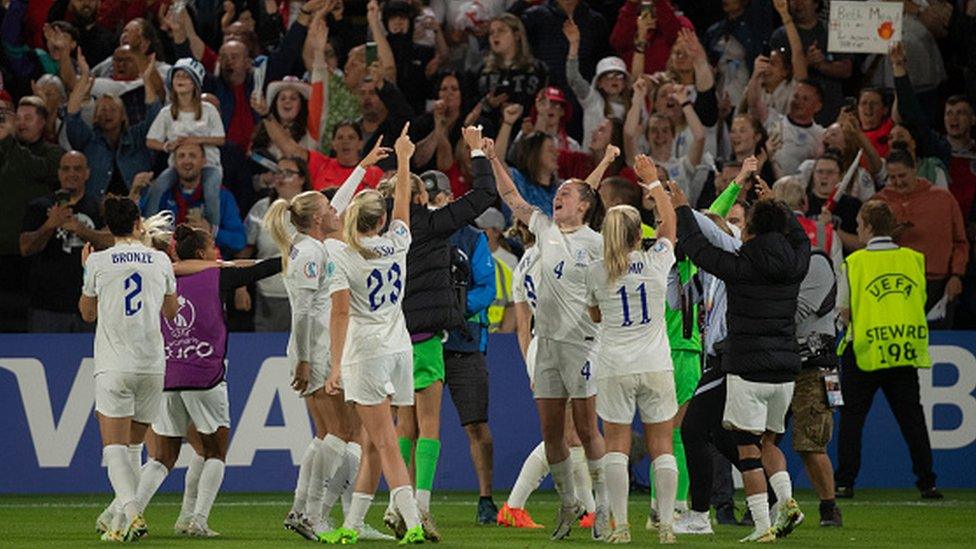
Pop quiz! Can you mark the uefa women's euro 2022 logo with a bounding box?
[164,294,196,338]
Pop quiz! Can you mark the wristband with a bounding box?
[681,100,693,108]
[643,179,662,192]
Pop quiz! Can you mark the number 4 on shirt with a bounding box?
[553,260,565,279]
[580,360,591,380]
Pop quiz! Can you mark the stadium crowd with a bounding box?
[0,0,972,545]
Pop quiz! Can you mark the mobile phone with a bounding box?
[365,42,378,66]
[495,79,512,96]
[641,0,654,16]
[55,189,72,206]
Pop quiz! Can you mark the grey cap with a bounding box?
[475,207,506,231]
[420,170,452,197]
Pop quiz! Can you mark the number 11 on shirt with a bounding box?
[616,283,650,327]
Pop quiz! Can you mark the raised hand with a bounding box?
[637,10,656,37]
[360,137,391,167]
[250,92,270,117]
[634,154,658,183]
[665,180,689,208]
[754,176,774,200]
[736,155,759,183]
[562,18,580,46]
[483,138,497,161]
[678,28,706,63]
[395,122,415,160]
[773,0,790,20]
[602,144,620,165]
[462,125,484,152]
[502,103,524,125]
[632,76,649,98]
[888,41,907,68]
[309,10,330,51]
[806,41,826,67]
[671,84,690,106]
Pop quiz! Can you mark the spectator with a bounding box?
[835,200,942,500]
[241,155,312,332]
[943,96,976,224]
[251,76,317,159]
[309,22,363,155]
[521,0,609,101]
[46,0,116,65]
[769,0,852,125]
[519,87,580,152]
[563,17,630,150]
[355,65,414,166]
[413,71,466,174]
[889,124,949,189]
[90,17,168,80]
[475,206,518,271]
[18,151,113,332]
[856,88,892,158]
[624,78,709,205]
[65,55,161,198]
[381,0,437,114]
[752,78,825,179]
[495,128,562,216]
[266,118,385,191]
[728,114,775,185]
[804,151,863,254]
[558,116,631,184]
[773,175,842,270]
[136,142,247,256]
[797,109,880,202]
[611,0,692,76]
[0,95,66,319]
[0,9,77,101]
[469,13,548,128]
[703,0,775,109]
[872,150,969,328]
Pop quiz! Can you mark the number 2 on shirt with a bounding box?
[366,264,403,311]
[124,272,143,316]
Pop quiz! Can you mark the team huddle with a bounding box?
[82,123,813,545]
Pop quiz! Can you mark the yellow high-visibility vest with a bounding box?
[487,259,513,333]
[846,247,931,371]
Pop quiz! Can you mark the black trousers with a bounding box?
[681,355,741,513]
[835,349,936,490]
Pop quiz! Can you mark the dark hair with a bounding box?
[732,114,768,157]
[859,200,897,237]
[382,0,416,32]
[857,87,888,106]
[102,196,141,236]
[946,94,975,111]
[515,131,555,181]
[332,119,364,141]
[818,148,844,171]
[433,70,463,101]
[886,148,916,169]
[269,156,312,202]
[745,199,790,237]
[600,177,641,209]
[797,78,825,102]
[173,224,211,260]
[251,91,309,149]
[131,17,161,56]
[569,179,604,230]
[49,21,79,43]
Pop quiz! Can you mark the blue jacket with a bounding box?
[147,186,247,255]
[65,102,162,199]
[445,226,495,353]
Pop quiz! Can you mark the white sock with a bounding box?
[343,492,373,530]
[416,489,431,513]
[507,442,549,509]
[323,441,360,519]
[292,440,317,514]
[304,438,327,521]
[307,435,346,518]
[104,445,139,521]
[570,447,595,513]
[676,499,688,512]
[549,456,577,507]
[194,459,225,524]
[127,444,143,475]
[134,459,169,512]
[652,454,678,527]
[391,485,422,529]
[341,443,361,516]
[587,455,608,511]
[604,452,630,527]
[180,454,205,519]
[746,492,771,532]
[769,471,793,504]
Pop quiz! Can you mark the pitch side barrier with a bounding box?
[2,333,974,493]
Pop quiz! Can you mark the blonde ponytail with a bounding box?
[602,205,642,284]
[140,211,174,251]
[263,190,325,270]
[343,190,387,259]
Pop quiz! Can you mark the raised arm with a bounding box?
[624,77,649,167]
[486,138,534,225]
[563,18,591,102]
[333,140,391,214]
[676,85,706,167]
[495,104,523,166]
[584,145,620,188]
[366,0,397,84]
[774,0,808,81]
[392,123,414,225]
[635,154,675,243]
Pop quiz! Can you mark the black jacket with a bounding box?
[677,205,811,383]
[400,155,497,335]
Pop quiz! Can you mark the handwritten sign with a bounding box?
[828,1,902,54]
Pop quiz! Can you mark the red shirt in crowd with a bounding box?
[863,118,894,159]
[610,0,694,75]
[308,151,383,191]
[948,145,976,220]
[226,84,255,152]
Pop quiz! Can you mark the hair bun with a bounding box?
[173,223,196,242]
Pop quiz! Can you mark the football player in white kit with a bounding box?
[585,155,681,544]
[79,196,178,542]
[320,124,425,545]
[266,144,391,540]
[488,140,611,540]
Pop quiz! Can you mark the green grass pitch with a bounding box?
[1,490,974,547]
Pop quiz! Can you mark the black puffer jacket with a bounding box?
[677,205,811,383]
[400,156,497,335]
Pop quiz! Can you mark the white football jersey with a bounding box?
[511,245,540,311]
[284,234,344,367]
[82,241,177,375]
[328,219,412,363]
[528,211,602,342]
[586,238,676,378]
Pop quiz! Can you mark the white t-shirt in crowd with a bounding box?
[283,233,338,367]
[766,111,824,177]
[82,241,176,375]
[147,102,225,168]
[586,240,676,378]
[328,219,412,363]
[528,211,602,342]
